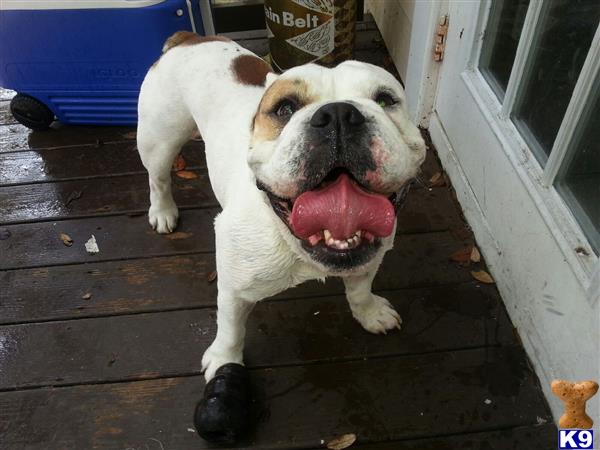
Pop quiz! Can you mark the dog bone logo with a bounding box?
[551,379,599,429]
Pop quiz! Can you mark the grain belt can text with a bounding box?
[265,0,356,71]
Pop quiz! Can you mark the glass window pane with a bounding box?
[480,0,530,100]
[555,76,600,255]
[512,0,600,164]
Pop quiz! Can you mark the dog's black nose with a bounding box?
[310,102,365,130]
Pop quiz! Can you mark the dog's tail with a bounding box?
[162,31,231,53]
[162,31,197,53]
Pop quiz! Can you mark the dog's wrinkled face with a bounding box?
[248,61,426,271]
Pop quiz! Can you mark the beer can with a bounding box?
[264,0,356,71]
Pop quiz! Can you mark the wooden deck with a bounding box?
[0,22,557,450]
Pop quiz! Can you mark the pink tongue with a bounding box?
[290,174,396,240]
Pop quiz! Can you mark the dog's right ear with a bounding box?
[265,72,279,88]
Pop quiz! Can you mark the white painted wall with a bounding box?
[366,0,443,126]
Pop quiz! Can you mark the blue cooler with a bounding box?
[0,0,215,129]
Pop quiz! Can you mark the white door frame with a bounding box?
[421,0,599,423]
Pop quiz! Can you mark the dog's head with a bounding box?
[249,61,426,271]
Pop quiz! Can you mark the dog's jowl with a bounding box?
[137,31,425,443]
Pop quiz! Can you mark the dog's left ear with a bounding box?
[265,72,278,88]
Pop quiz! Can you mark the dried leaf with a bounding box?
[65,190,83,206]
[471,270,494,284]
[122,131,137,139]
[470,246,481,263]
[173,154,186,171]
[327,433,357,450]
[429,171,446,187]
[165,232,192,240]
[449,246,473,264]
[176,170,198,180]
[60,233,73,247]
[82,293,92,300]
[207,270,218,284]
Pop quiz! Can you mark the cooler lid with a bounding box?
[1,0,168,10]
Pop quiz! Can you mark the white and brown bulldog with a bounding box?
[137,31,425,442]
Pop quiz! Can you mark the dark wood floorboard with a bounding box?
[351,424,557,450]
[1,284,514,390]
[0,178,458,226]
[0,209,217,270]
[0,140,206,185]
[1,231,478,324]
[0,122,133,153]
[0,347,551,450]
[0,20,556,450]
[0,138,440,186]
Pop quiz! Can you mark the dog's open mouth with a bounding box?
[258,169,412,268]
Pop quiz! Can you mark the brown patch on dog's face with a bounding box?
[252,78,315,143]
[231,55,273,87]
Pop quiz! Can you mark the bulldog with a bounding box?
[137,31,425,442]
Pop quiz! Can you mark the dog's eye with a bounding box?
[374,92,397,108]
[275,99,298,118]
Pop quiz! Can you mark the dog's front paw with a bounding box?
[148,205,178,234]
[351,294,402,334]
[202,344,243,382]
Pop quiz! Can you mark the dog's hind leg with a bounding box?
[137,111,195,234]
[343,270,402,334]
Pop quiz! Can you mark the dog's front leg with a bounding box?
[343,271,402,334]
[202,290,254,381]
[195,290,255,444]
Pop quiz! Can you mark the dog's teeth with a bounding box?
[322,232,364,250]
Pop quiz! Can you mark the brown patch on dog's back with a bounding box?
[252,78,316,143]
[231,54,273,87]
[162,31,231,53]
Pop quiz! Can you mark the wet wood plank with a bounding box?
[0,283,514,389]
[0,169,216,223]
[0,144,441,232]
[0,254,217,324]
[0,88,16,102]
[0,179,460,236]
[0,230,477,323]
[0,346,551,450]
[0,210,471,272]
[0,140,439,188]
[0,209,218,270]
[0,141,445,225]
[353,424,557,450]
[0,101,18,125]
[0,140,205,185]
[0,123,135,153]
